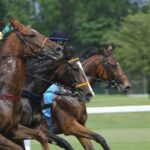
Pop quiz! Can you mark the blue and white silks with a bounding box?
[42,84,59,129]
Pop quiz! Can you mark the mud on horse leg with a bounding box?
[0,134,23,150]
[12,125,50,150]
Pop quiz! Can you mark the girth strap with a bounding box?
[0,94,21,102]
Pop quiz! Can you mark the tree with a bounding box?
[0,0,36,28]
[35,0,139,51]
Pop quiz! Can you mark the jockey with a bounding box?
[0,23,13,40]
[49,29,69,45]
[42,29,69,130]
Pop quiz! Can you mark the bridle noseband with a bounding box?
[67,57,90,89]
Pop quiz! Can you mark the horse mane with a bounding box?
[80,44,113,61]
[80,47,98,61]
[63,45,76,59]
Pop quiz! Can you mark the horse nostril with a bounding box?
[56,47,62,53]
[86,93,93,99]
[125,85,131,90]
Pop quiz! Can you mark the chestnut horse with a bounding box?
[0,19,63,150]
[44,45,131,150]
[21,45,130,150]
[82,45,131,93]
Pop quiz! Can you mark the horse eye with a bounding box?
[29,33,36,37]
[111,64,117,68]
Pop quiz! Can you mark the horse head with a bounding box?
[9,19,63,60]
[48,46,95,101]
[83,44,131,93]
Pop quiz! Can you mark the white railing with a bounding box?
[87,105,150,114]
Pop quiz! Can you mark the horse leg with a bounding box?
[12,125,50,150]
[0,134,23,150]
[78,137,94,150]
[41,127,74,150]
[64,121,110,150]
[15,140,26,150]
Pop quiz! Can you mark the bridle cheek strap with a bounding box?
[20,26,31,34]
[75,81,89,88]
[41,37,48,48]
[0,94,21,102]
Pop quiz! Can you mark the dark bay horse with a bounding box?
[20,47,95,150]
[21,45,130,150]
[0,19,63,150]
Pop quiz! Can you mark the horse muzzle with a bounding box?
[122,82,131,93]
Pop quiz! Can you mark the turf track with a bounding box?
[30,95,150,150]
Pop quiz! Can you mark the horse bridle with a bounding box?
[66,57,90,89]
[0,25,51,58]
[18,26,48,50]
[90,55,124,89]
[15,26,51,58]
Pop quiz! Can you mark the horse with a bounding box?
[0,19,63,150]
[81,44,131,93]
[43,45,131,150]
[21,45,130,150]
[20,46,95,150]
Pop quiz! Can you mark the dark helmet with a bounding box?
[49,29,69,42]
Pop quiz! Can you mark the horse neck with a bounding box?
[52,60,81,89]
[25,60,63,95]
[0,33,26,95]
[25,76,51,95]
[82,55,105,86]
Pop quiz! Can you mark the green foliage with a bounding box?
[105,11,150,78]
[75,17,115,47]
[74,0,134,49]
[0,0,34,24]
[0,0,138,48]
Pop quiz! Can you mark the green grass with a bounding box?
[86,94,150,107]
[30,95,150,150]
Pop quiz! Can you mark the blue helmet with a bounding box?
[49,29,69,42]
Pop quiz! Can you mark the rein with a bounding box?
[68,57,90,89]
[25,73,77,93]
[0,94,21,102]
[0,26,49,58]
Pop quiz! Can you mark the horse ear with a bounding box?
[99,44,113,56]
[9,19,35,37]
[9,19,21,29]
[99,48,105,55]
[107,45,112,51]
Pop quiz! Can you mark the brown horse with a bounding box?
[22,45,130,150]
[82,45,131,93]
[0,19,63,150]
[20,46,95,150]
[47,45,131,150]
